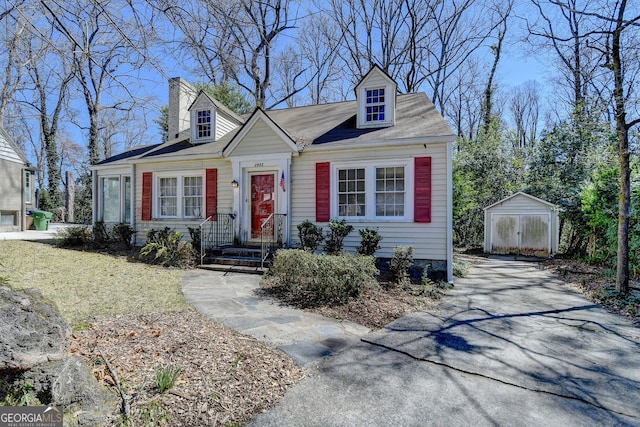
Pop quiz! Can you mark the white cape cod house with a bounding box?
[91,66,456,281]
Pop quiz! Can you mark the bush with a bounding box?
[297,220,324,252]
[419,265,453,299]
[390,246,414,285]
[140,228,193,267]
[56,226,94,247]
[324,219,354,254]
[93,221,110,244]
[113,223,135,250]
[356,228,382,256]
[266,249,378,306]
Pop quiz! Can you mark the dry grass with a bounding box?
[0,240,187,326]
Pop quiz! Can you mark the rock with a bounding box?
[22,356,118,427]
[0,286,71,371]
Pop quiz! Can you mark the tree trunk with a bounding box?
[612,0,629,293]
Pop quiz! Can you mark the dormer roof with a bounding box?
[354,65,398,129]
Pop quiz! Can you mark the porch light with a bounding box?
[231,179,239,188]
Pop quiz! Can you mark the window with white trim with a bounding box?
[333,162,410,220]
[196,109,211,139]
[157,174,204,219]
[365,88,385,122]
[99,175,131,223]
[338,168,366,217]
[376,167,405,216]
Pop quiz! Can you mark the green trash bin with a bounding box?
[32,210,53,231]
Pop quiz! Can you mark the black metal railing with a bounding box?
[260,213,287,268]
[200,213,236,264]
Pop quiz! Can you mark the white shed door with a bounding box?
[491,214,550,257]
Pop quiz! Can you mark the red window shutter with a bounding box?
[316,162,330,222]
[205,168,218,219]
[414,157,432,223]
[141,172,152,221]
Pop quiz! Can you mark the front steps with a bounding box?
[200,246,271,274]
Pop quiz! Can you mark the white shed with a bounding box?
[484,192,560,257]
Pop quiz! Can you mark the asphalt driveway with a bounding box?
[251,257,640,426]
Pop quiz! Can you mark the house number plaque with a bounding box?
[254,162,264,167]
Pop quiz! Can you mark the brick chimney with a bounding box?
[167,77,196,140]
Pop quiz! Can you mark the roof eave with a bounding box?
[303,134,456,152]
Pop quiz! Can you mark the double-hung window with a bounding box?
[196,109,211,139]
[334,162,409,220]
[157,174,203,219]
[24,171,32,204]
[365,88,385,122]
[100,175,131,223]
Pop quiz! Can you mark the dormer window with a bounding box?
[196,109,212,139]
[355,65,397,129]
[366,88,385,122]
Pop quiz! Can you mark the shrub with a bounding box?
[452,258,471,278]
[93,221,110,244]
[56,225,94,247]
[297,220,325,252]
[140,228,193,267]
[390,246,414,285]
[113,223,135,250]
[266,249,378,306]
[324,219,354,254]
[155,365,182,394]
[187,226,201,251]
[356,228,382,256]
[419,265,453,299]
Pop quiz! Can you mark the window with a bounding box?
[183,176,203,217]
[100,175,132,223]
[157,174,204,219]
[376,167,405,216]
[24,171,32,204]
[0,211,16,225]
[338,168,366,217]
[333,163,409,220]
[365,88,385,122]
[159,177,178,217]
[196,109,211,139]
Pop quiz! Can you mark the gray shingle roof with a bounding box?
[96,92,454,166]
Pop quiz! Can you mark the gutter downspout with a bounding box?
[447,140,454,284]
[130,164,136,245]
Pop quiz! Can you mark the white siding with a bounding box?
[230,120,293,156]
[134,159,233,244]
[0,135,23,163]
[289,142,449,261]
[0,158,24,232]
[216,111,239,140]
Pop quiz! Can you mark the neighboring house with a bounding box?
[484,192,560,258]
[91,66,456,281]
[0,126,36,232]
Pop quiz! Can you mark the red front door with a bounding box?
[251,174,275,239]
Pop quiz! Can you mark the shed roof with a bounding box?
[484,192,558,211]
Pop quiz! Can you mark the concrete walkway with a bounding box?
[0,223,74,241]
[181,269,370,366]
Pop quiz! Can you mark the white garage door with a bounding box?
[491,214,550,257]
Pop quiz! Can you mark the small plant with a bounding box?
[356,228,382,256]
[140,228,193,267]
[297,220,324,252]
[155,365,182,394]
[2,382,36,406]
[93,221,110,244]
[187,226,201,251]
[452,258,471,278]
[390,246,414,286]
[324,219,354,254]
[419,265,453,299]
[113,223,135,250]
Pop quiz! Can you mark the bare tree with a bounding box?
[40,0,152,165]
[0,6,29,124]
[19,20,75,208]
[509,81,541,147]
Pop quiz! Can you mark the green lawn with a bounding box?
[0,241,187,326]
